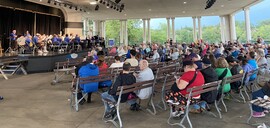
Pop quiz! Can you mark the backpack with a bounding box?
[201,88,218,104]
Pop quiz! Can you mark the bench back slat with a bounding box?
[116,80,154,95]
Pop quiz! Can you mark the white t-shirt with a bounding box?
[136,68,154,99]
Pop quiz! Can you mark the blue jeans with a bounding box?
[101,92,116,112]
[192,101,207,110]
[101,92,137,112]
[252,89,265,112]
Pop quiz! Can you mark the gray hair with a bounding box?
[257,48,265,57]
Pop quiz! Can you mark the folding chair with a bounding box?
[167,81,222,128]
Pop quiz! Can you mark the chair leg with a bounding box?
[215,101,222,119]
[244,86,251,100]
[239,90,246,103]
[247,103,253,124]
[146,96,157,115]
[221,95,228,112]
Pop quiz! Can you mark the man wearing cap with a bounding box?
[227,56,243,92]
[200,58,218,83]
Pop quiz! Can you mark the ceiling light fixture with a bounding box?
[90,2,97,5]
[183,2,187,4]
[205,0,217,9]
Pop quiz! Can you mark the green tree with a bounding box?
[105,20,121,45]
[202,25,221,43]
[151,23,167,44]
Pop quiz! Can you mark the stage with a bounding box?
[0,50,88,73]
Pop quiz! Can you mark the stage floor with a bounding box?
[0,51,88,73]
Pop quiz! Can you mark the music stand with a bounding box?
[5,37,13,53]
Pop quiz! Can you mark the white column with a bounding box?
[147,19,151,44]
[166,18,171,40]
[124,20,128,46]
[229,14,237,42]
[142,19,146,43]
[103,21,106,39]
[93,20,97,36]
[83,19,86,37]
[244,7,252,42]
[192,17,197,41]
[219,16,225,43]
[171,17,175,42]
[120,20,123,44]
[197,16,202,40]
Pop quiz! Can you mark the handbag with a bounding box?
[170,71,198,92]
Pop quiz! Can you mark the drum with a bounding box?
[17,37,26,46]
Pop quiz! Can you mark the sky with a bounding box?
[150,0,270,29]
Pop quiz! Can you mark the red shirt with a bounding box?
[99,62,108,72]
[179,71,205,97]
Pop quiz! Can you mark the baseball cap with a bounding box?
[201,58,211,65]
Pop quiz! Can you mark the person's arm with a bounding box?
[108,76,121,95]
[176,79,189,90]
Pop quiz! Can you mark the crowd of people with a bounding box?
[73,36,270,120]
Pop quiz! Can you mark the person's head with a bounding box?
[114,56,121,62]
[139,60,149,71]
[201,58,212,69]
[122,62,131,72]
[216,57,229,68]
[130,50,137,58]
[97,55,105,66]
[237,56,248,66]
[13,30,16,34]
[186,49,193,55]
[85,56,94,64]
[247,51,256,59]
[65,34,69,37]
[182,60,196,72]
[257,49,265,57]
[135,53,142,61]
[227,56,238,66]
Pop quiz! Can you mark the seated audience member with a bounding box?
[215,57,232,93]
[152,49,160,62]
[192,54,202,69]
[166,61,205,116]
[227,56,244,92]
[171,48,179,60]
[201,58,218,83]
[131,60,155,110]
[256,48,267,69]
[77,56,99,104]
[109,46,117,55]
[238,56,254,85]
[96,55,108,72]
[252,80,270,118]
[200,58,219,104]
[74,34,81,44]
[109,56,124,68]
[247,51,258,81]
[125,49,139,67]
[101,62,136,118]
[209,53,217,68]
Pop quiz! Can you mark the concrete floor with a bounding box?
[0,73,269,128]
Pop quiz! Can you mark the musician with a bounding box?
[24,31,31,38]
[10,30,17,50]
[64,34,70,45]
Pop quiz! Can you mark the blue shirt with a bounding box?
[57,37,62,42]
[64,37,70,43]
[52,37,58,43]
[232,50,240,58]
[33,36,38,44]
[10,33,16,41]
[75,36,80,43]
[126,50,131,58]
[247,59,258,80]
[242,63,253,85]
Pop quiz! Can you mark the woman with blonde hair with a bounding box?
[215,57,232,93]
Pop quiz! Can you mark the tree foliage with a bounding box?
[104,19,270,46]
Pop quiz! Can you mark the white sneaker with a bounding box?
[43,50,48,53]
[167,100,180,105]
[171,111,184,117]
[38,50,43,54]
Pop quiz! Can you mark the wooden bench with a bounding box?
[70,73,115,112]
[247,98,270,126]
[51,58,83,85]
[167,80,222,128]
[104,79,155,128]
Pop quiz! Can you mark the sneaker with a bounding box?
[166,100,180,105]
[252,112,266,118]
[189,108,201,114]
[0,96,3,100]
[171,111,184,117]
